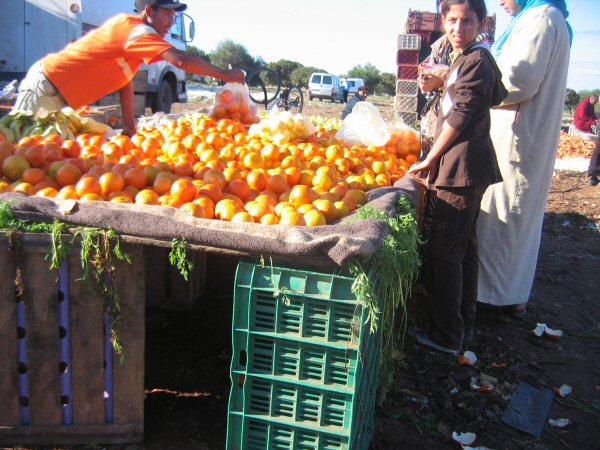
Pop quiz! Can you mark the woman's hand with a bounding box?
[418,74,444,93]
[407,156,438,180]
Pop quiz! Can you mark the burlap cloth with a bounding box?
[1,177,421,266]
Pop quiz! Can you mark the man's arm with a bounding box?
[119,81,137,137]
[161,48,245,84]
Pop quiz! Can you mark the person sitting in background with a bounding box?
[574,95,599,135]
[341,85,368,119]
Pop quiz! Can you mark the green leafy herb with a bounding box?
[348,195,421,403]
[169,238,194,281]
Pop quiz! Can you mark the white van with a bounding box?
[308,73,345,103]
[347,78,365,95]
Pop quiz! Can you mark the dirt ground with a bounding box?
[12,97,600,450]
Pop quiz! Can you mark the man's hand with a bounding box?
[121,124,137,138]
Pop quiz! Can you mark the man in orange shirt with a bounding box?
[13,0,245,136]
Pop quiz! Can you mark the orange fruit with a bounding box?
[215,199,240,221]
[22,168,45,185]
[243,152,264,170]
[313,199,338,224]
[192,195,215,219]
[24,146,46,168]
[226,179,251,201]
[56,185,79,200]
[303,209,327,226]
[288,185,318,208]
[231,211,255,223]
[153,176,173,195]
[55,163,82,187]
[124,167,148,189]
[11,182,35,196]
[260,213,279,225]
[170,178,197,203]
[75,176,102,197]
[2,155,31,181]
[279,210,306,226]
[266,174,288,194]
[198,183,223,203]
[99,171,126,195]
[61,140,82,158]
[79,192,104,202]
[35,187,58,198]
[246,170,267,190]
[135,189,159,205]
[334,201,350,218]
[180,202,208,218]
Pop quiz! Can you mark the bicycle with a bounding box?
[246,67,304,114]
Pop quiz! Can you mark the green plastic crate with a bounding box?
[227,260,381,450]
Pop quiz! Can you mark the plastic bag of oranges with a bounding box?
[209,82,260,125]
[385,112,421,163]
[335,101,390,147]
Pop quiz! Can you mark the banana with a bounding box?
[28,126,45,137]
[10,120,22,142]
[65,112,82,132]
[0,125,15,143]
[80,117,111,135]
[42,124,57,137]
[64,126,75,140]
[0,114,14,128]
[21,122,39,137]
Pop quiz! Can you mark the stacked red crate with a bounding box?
[395,34,421,126]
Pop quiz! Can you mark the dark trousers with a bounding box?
[589,139,600,177]
[421,185,486,350]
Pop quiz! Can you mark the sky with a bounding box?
[186,0,600,92]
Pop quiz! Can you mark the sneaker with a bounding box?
[590,176,599,186]
[412,330,460,355]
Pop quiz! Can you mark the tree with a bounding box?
[267,60,302,85]
[210,39,257,73]
[186,44,211,62]
[564,88,579,114]
[376,73,397,97]
[348,63,381,94]
[290,66,323,88]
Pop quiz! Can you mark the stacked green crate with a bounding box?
[227,259,382,450]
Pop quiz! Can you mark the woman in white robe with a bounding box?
[477,0,571,311]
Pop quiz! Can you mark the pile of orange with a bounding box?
[0,113,421,227]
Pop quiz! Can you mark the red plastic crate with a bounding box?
[397,64,419,80]
[406,10,442,32]
[396,50,419,66]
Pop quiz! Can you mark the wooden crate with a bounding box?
[145,246,207,310]
[0,233,145,446]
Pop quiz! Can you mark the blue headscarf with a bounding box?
[492,0,573,57]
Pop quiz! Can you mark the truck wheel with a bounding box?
[152,80,173,113]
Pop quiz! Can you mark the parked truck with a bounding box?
[0,0,195,114]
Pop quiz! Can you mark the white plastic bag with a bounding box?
[335,101,390,147]
[209,82,260,125]
[248,110,316,145]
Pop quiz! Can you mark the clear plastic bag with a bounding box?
[335,101,390,147]
[384,111,421,158]
[209,82,260,125]
[248,110,316,145]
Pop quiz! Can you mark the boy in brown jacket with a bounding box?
[408,0,507,354]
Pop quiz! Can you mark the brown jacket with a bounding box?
[432,44,507,187]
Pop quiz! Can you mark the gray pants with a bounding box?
[13,60,67,113]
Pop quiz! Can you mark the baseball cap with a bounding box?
[135,0,187,12]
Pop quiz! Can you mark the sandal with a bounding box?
[411,329,460,355]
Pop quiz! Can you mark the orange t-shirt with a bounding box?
[42,14,173,109]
